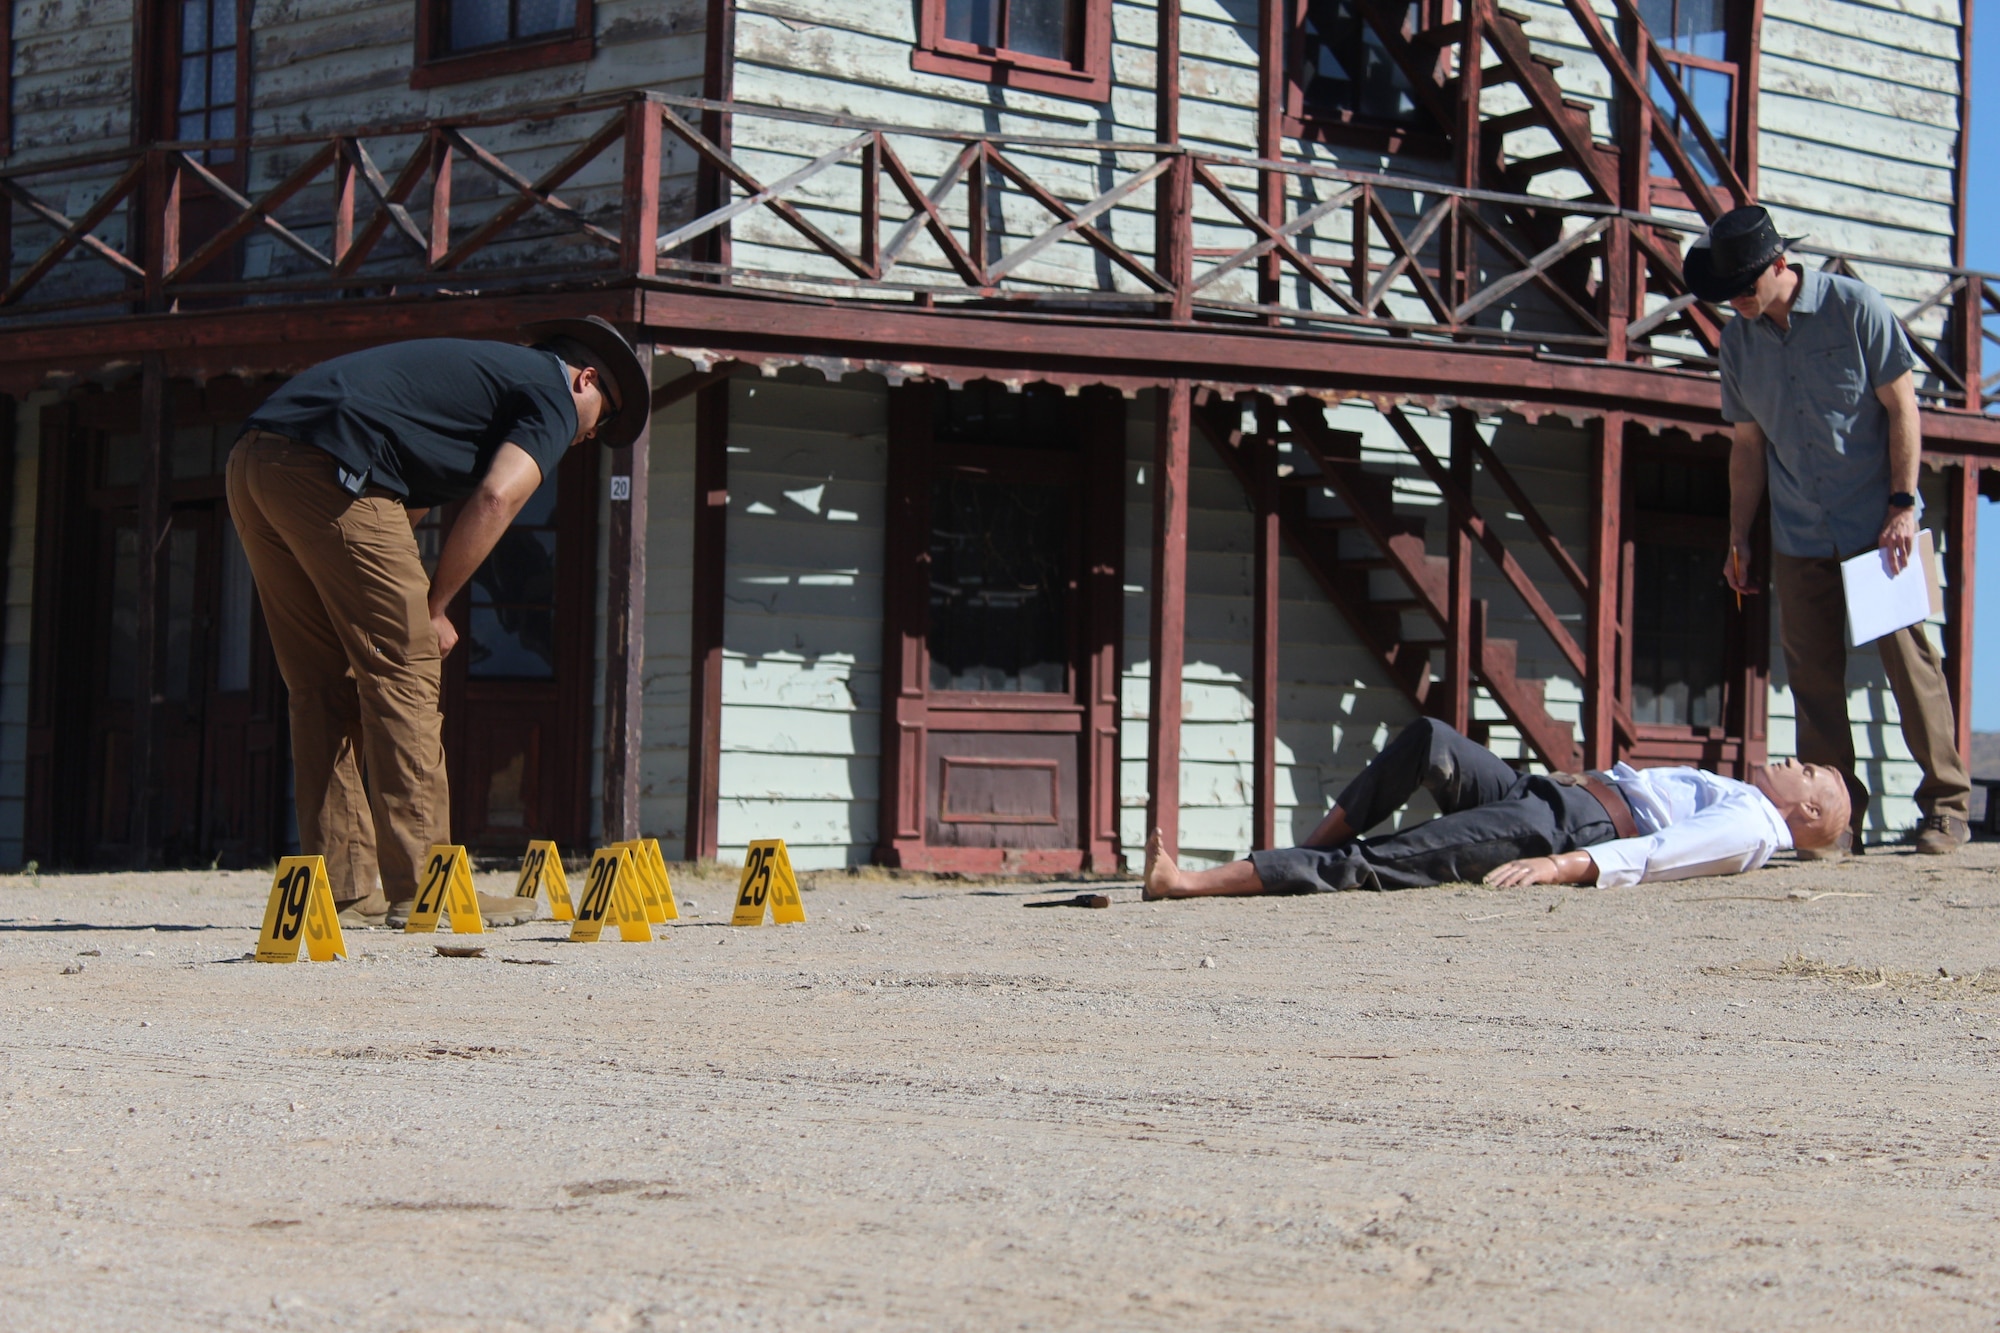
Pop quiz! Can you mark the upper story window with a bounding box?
[412,0,596,89]
[1287,0,1442,151]
[1634,0,1747,192]
[443,0,577,53]
[913,0,1112,100]
[177,0,240,162]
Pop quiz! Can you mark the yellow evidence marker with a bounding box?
[731,839,806,926]
[614,838,680,923]
[515,840,575,921]
[255,856,347,963]
[405,844,484,934]
[569,846,653,943]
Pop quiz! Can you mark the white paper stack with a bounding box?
[1841,529,1942,647]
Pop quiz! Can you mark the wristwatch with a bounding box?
[1888,492,1916,509]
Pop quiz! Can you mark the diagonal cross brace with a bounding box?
[335,136,433,274]
[173,151,334,272]
[436,123,622,272]
[1190,167,1365,314]
[655,129,873,260]
[877,139,982,285]
[659,105,872,279]
[169,142,339,286]
[0,162,146,305]
[985,156,1173,283]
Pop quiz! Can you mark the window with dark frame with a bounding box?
[177,0,239,158]
[1634,0,1743,188]
[441,0,578,55]
[914,0,1110,100]
[1292,0,1437,136]
[413,0,595,88]
[1628,456,1734,730]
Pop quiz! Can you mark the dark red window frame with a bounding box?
[913,0,1113,102]
[1633,0,1762,210]
[411,0,596,91]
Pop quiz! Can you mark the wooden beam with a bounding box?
[1083,388,1128,871]
[683,377,728,860]
[1256,0,1283,317]
[1587,413,1624,769]
[622,101,662,279]
[1944,462,1979,766]
[1252,399,1280,851]
[128,352,169,866]
[1147,381,1191,859]
[601,344,652,843]
[1445,411,1476,732]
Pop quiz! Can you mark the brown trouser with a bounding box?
[225,430,448,910]
[1774,550,1970,832]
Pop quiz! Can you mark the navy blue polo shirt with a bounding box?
[245,338,578,509]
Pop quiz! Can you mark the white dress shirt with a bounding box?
[1585,763,1794,889]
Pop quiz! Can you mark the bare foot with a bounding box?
[1143,828,1181,900]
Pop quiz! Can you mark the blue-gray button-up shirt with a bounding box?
[1718,265,1920,558]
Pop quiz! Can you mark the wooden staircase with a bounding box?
[1194,394,1584,772]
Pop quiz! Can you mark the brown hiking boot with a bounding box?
[476,893,536,927]
[384,895,536,928]
[337,904,387,929]
[1913,814,1970,856]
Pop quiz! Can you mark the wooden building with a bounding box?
[0,0,1992,871]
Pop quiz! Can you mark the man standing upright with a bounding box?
[226,317,649,924]
[1694,206,1971,857]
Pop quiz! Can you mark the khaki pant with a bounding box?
[1773,550,1970,832]
[225,431,449,910]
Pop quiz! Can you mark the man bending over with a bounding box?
[1144,719,1848,899]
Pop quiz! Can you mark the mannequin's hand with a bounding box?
[1485,857,1561,887]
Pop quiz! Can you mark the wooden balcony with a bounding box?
[0,90,1988,432]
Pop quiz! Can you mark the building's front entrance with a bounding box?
[28,383,290,868]
[27,379,599,866]
[877,383,1126,873]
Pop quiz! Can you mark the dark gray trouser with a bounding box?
[1250,719,1618,893]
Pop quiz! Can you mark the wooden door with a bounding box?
[428,442,598,852]
[878,383,1125,873]
[35,391,288,867]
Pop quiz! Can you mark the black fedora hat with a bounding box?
[1683,205,1808,304]
[519,315,650,450]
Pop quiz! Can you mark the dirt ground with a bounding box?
[6,845,2000,1331]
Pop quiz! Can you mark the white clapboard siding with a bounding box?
[710,371,887,869]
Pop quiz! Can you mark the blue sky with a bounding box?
[1971,0,1998,729]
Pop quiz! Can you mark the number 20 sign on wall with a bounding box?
[732,840,806,927]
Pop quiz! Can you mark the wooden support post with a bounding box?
[128,352,169,867]
[1450,0,1485,312]
[600,344,652,844]
[700,0,736,277]
[1602,216,1630,361]
[1586,413,1625,769]
[1954,273,1983,409]
[142,150,180,313]
[1256,0,1283,320]
[1082,388,1128,872]
[683,379,729,861]
[1252,400,1280,852]
[1944,461,1979,765]
[1157,0,1189,321]
[1147,382,1191,859]
[427,130,453,269]
[621,98,662,279]
[875,386,931,868]
[1444,412,1475,732]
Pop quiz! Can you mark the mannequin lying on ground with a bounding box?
[1143,719,1849,900]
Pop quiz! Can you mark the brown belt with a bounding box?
[1552,771,1639,840]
